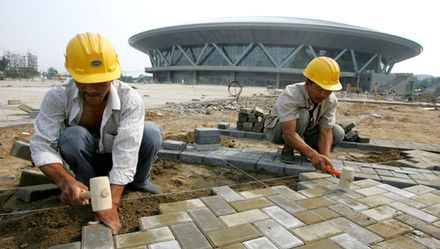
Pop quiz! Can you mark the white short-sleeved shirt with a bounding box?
[269,82,338,129]
[30,80,145,185]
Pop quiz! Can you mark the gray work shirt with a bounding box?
[30,80,145,185]
[267,82,338,129]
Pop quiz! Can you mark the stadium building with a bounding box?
[129,17,422,93]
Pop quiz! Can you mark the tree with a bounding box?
[46,67,58,80]
[0,56,8,72]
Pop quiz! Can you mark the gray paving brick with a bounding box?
[376,183,415,198]
[327,195,369,211]
[389,201,438,223]
[406,230,440,249]
[299,172,332,182]
[360,167,377,175]
[262,206,305,229]
[267,195,306,214]
[423,203,440,217]
[200,195,236,216]
[227,157,257,171]
[82,225,114,249]
[404,185,437,195]
[354,173,382,181]
[114,227,174,249]
[372,236,426,249]
[366,219,413,240]
[194,143,220,151]
[285,162,314,176]
[239,188,277,199]
[253,219,304,248]
[383,192,426,209]
[271,186,307,200]
[361,205,401,221]
[396,214,440,239]
[19,169,52,187]
[329,204,376,227]
[148,240,181,249]
[357,194,394,208]
[242,237,277,249]
[353,179,381,187]
[195,136,220,144]
[298,186,332,198]
[375,169,394,177]
[412,192,440,206]
[195,128,221,138]
[228,129,246,138]
[179,151,203,164]
[202,154,228,167]
[217,122,230,130]
[211,186,245,202]
[48,242,81,249]
[329,233,370,249]
[139,211,192,230]
[206,224,261,248]
[329,217,383,245]
[16,183,60,202]
[159,199,205,213]
[162,140,187,151]
[9,140,32,161]
[354,186,387,196]
[170,222,212,249]
[296,181,319,190]
[292,219,343,243]
[256,158,285,174]
[158,149,180,160]
[219,209,269,227]
[188,207,225,232]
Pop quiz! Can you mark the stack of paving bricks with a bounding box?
[50,172,440,248]
[194,128,221,151]
[338,120,370,143]
[236,107,267,133]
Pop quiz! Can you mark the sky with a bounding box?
[1,0,438,77]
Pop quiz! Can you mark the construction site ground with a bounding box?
[0,82,439,248]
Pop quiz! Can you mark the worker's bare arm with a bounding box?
[39,163,88,206]
[318,127,333,157]
[96,184,124,235]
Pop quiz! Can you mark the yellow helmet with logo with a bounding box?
[303,56,342,91]
[65,32,121,83]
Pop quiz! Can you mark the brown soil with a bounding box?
[0,96,439,248]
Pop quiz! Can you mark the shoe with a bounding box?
[280,150,295,164]
[127,182,162,194]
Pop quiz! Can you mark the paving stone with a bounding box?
[82,225,114,249]
[295,239,342,249]
[361,205,401,221]
[194,143,220,151]
[413,178,440,189]
[195,136,220,145]
[211,186,245,202]
[292,220,343,243]
[188,207,225,232]
[114,227,174,248]
[294,207,340,225]
[296,196,337,209]
[221,244,245,249]
[396,214,440,239]
[360,167,377,175]
[158,199,205,213]
[158,149,180,160]
[404,185,437,195]
[148,240,181,249]
[255,158,285,174]
[206,224,261,248]
[354,186,388,196]
[327,195,369,211]
[170,222,212,249]
[406,230,440,249]
[19,169,52,187]
[375,168,394,177]
[285,162,314,176]
[200,195,236,216]
[226,157,257,171]
[219,209,269,227]
[372,236,427,249]
[380,176,417,188]
[366,219,413,240]
[16,183,60,202]
[195,128,221,138]
[329,204,376,227]
[383,192,426,209]
[202,154,228,167]
[179,151,203,163]
[9,140,32,161]
[239,188,277,199]
[329,217,383,245]
[353,179,381,187]
[262,206,305,229]
[271,186,307,200]
[298,186,333,198]
[389,201,438,223]
[242,237,277,249]
[267,195,306,214]
[423,203,440,217]
[253,219,304,248]
[357,194,394,207]
[329,233,370,249]
[376,183,415,198]
[296,181,319,190]
[139,211,192,230]
[48,242,80,249]
[412,192,440,206]
[299,172,331,182]
[217,122,230,130]
[162,140,187,151]
[229,197,273,212]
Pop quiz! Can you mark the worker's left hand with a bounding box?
[310,153,333,170]
[95,203,121,235]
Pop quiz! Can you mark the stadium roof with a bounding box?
[129,16,422,63]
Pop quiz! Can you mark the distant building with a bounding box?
[129,17,422,90]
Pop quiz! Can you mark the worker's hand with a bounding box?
[310,153,333,170]
[96,203,121,235]
[59,178,89,206]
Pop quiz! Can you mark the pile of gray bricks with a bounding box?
[236,107,268,133]
[194,128,221,151]
[338,120,370,143]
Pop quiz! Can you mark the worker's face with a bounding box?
[75,81,111,105]
[306,80,332,104]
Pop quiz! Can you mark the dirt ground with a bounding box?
[0,95,439,248]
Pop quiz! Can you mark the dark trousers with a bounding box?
[58,122,162,187]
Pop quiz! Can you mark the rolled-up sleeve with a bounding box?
[108,95,145,185]
[276,92,301,123]
[30,87,66,166]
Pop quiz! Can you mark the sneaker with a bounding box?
[127,182,162,194]
[280,150,295,164]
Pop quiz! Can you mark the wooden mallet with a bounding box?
[79,176,112,212]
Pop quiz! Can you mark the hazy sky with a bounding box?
[1,0,438,76]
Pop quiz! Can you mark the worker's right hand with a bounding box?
[59,179,89,206]
[310,153,333,170]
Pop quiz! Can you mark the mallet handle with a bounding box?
[79,191,90,200]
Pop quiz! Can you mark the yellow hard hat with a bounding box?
[65,32,121,83]
[303,56,342,91]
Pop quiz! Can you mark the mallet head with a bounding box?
[89,176,112,211]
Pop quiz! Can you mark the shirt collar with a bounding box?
[72,81,121,111]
